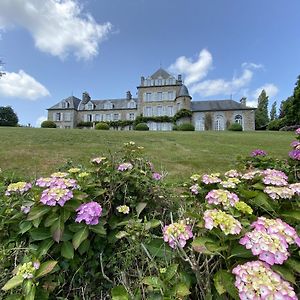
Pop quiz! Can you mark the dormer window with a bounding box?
[104,101,113,109]
[128,100,136,109]
[87,103,94,110]
[62,101,70,108]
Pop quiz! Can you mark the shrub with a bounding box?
[172,125,178,131]
[134,122,149,131]
[95,122,110,130]
[173,109,192,122]
[41,120,57,128]
[228,123,243,131]
[177,123,195,131]
[77,121,93,128]
[267,119,285,131]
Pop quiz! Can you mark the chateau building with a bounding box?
[47,68,255,131]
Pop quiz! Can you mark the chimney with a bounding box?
[126,91,132,100]
[140,76,145,86]
[82,91,91,104]
[177,74,182,84]
[240,97,247,106]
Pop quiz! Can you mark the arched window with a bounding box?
[214,115,224,131]
[195,117,205,131]
[235,115,243,125]
[128,100,136,109]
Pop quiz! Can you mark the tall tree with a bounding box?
[279,96,293,119]
[286,75,300,125]
[255,89,269,129]
[0,106,19,126]
[270,101,277,121]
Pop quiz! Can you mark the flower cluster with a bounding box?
[16,261,39,279]
[264,186,294,200]
[117,162,133,171]
[51,172,68,178]
[203,209,242,235]
[290,140,300,149]
[163,221,193,249]
[234,201,253,215]
[241,170,262,180]
[75,201,102,225]
[224,169,241,178]
[251,149,267,157]
[190,184,200,195]
[290,183,300,195]
[220,178,241,189]
[262,169,288,186]
[202,173,221,184]
[5,182,32,196]
[296,128,300,135]
[91,157,107,164]
[152,172,162,180]
[117,205,130,214]
[190,174,201,181]
[232,261,297,300]
[40,187,73,206]
[68,167,81,173]
[240,217,300,265]
[36,177,78,189]
[289,149,300,160]
[205,189,239,209]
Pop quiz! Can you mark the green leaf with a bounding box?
[90,223,106,236]
[111,286,129,300]
[213,270,239,299]
[136,202,147,217]
[44,214,59,227]
[192,237,220,254]
[229,244,253,259]
[281,210,300,221]
[35,261,58,279]
[72,226,89,250]
[145,219,161,230]
[78,239,90,255]
[115,231,128,239]
[174,282,190,298]
[1,275,24,291]
[36,239,54,258]
[285,258,300,274]
[252,192,276,212]
[145,239,173,259]
[19,221,32,234]
[30,228,52,241]
[252,183,265,190]
[164,264,178,281]
[61,241,74,259]
[27,206,51,221]
[51,217,64,243]
[142,276,164,289]
[63,199,81,211]
[272,265,296,284]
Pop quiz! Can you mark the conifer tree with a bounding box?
[286,76,300,125]
[270,101,277,121]
[255,90,269,129]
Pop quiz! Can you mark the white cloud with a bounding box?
[190,69,253,97]
[36,116,47,127]
[168,49,213,85]
[0,70,50,100]
[241,62,264,70]
[253,83,279,99]
[0,0,112,60]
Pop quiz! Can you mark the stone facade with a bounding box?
[47,68,255,131]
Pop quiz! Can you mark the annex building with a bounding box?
[47,68,255,131]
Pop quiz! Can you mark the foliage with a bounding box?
[270,101,277,121]
[177,123,195,131]
[255,90,269,129]
[267,119,285,131]
[228,123,243,131]
[0,106,18,127]
[134,123,149,131]
[279,96,293,119]
[41,121,57,128]
[286,75,300,125]
[95,122,110,130]
[77,121,93,128]
[0,60,5,78]
[173,109,192,122]
[108,120,134,129]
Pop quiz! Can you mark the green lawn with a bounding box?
[0,127,294,183]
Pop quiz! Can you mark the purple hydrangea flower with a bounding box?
[289,149,300,160]
[251,149,267,157]
[295,128,300,135]
[40,187,73,206]
[117,162,133,171]
[5,182,32,196]
[290,140,300,149]
[152,172,162,180]
[75,201,102,225]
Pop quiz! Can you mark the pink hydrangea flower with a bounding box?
[75,201,102,225]
[241,170,262,180]
[117,162,133,171]
[264,186,294,200]
[91,157,107,164]
[289,149,300,160]
[190,184,200,195]
[295,128,300,135]
[205,189,239,209]
[202,173,221,185]
[40,187,73,206]
[36,177,78,189]
[163,221,193,249]
[251,149,267,157]
[5,182,32,196]
[232,261,297,300]
[289,183,300,195]
[262,169,288,186]
[290,140,300,149]
[152,172,162,180]
[224,169,241,178]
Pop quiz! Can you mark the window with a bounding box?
[167,106,173,116]
[55,113,61,121]
[145,93,152,101]
[104,102,113,109]
[87,103,94,110]
[168,91,174,100]
[95,114,100,122]
[113,113,119,121]
[177,102,181,111]
[195,117,205,131]
[87,114,92,122]
[235,115,243,125]
[145,107,152,117]
[157,106,163,116]
[157,92,162,101]
[158,79,162,85]
[128,113,135,120]
[106,114,111,121]
[62,101,70,108]
[128,100,136,108]
[214,115,224,131]
[64,112,71,121]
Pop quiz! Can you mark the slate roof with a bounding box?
[88,98,138,110]
[48,96,81,110]
[178,85,190,97]
[191,100,255,112]
[150,68,173,79]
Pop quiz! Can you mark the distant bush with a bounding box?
[172,125,178,131]
[134,123,149,131]
[41,120,56,128]
[95,122,110,130]
[77,121,93,128]
[267,119,285,131]
[279,124,300,131]
[228,123,243,131]
[177,123,195,131]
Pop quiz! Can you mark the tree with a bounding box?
[0,106,19,126]
[279,97,293,119]
[255,90,269,129]
[0,59,5,78]
[270,101,277,121]
[286,75,300,125]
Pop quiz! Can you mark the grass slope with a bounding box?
[0,127,293,183]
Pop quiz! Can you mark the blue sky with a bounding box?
[0,0,299,126]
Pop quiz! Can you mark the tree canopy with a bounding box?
[285,76,300,125]
[255,90,269,129]
[0,106,19,127]
[270,101,277,121]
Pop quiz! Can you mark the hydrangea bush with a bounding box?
[0,131,299,299]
